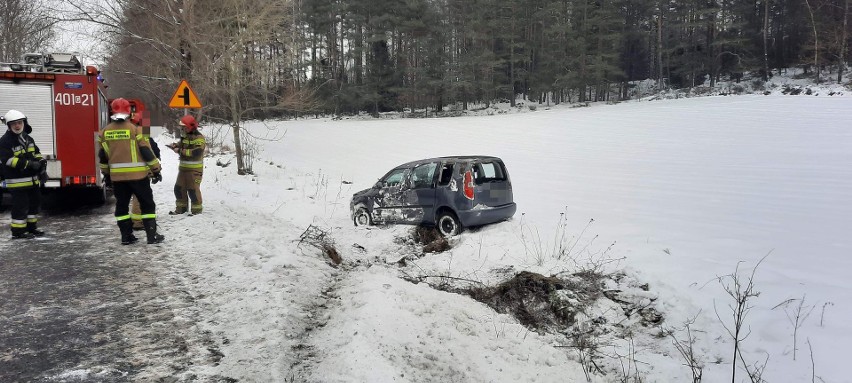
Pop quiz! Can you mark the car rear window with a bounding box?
[473,161,507,184]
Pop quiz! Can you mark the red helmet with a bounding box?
[179,115,198,131]
[110,98,132,120]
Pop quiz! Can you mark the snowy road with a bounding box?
[0,202,227,382]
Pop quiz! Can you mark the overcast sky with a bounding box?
[48,0,107,65]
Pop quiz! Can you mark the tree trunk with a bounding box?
[805,0,820,83]
[839,0,849,83]
[657,4,664,91]
[763,0,771,82]
[229,56,246,175]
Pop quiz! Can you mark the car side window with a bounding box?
[410,162,437,189]
[382,168,408,188]
[438,163,455,186]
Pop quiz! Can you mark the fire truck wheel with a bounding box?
[88,186,108,205]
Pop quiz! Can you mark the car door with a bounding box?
[372,167,410,223]
[398,162,439,224]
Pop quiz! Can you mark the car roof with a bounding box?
[394,155,502,169]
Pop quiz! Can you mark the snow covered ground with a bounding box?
[152,93,851,382]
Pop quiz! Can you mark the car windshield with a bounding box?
[382,168,408,187]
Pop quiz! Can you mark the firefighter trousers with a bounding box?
[9,187,41,235]
[114,178,156,224]
[173,169,203,214]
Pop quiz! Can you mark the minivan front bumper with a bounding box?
[457,202,517,227]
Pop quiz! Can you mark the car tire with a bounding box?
[436,211,461,237]
[353,206,372,227]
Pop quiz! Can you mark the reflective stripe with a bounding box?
[110,162,147,169]
[110,166,148,173]
[183,138,205,145]
[180,160,203,165]
[179,163,204,169]
[129,214,142,220]
[26,215,38,223]
[131,137,139,164]
[4,176,37,188]
[11,222,27,228]
[101,141,110,157]
[140,213,156,219]
[6,158,16,166]
[115,215,131,221]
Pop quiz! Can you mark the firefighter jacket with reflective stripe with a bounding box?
[0,129,43,189]
[98,120,161,182]
[176,131,205,172]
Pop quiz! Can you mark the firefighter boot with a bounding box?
[27,222,45,237]
[143,219,165,244]
[11,227,33,239]
[119,220,138,245]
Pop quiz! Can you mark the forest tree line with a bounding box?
[5,0,851,120]
[294,0,850,114]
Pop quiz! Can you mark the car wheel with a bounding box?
[353,206,372,227]
[436,211,461,237]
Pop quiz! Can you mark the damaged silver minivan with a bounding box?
[350,156,516,236]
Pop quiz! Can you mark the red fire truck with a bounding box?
[0,53,110,203]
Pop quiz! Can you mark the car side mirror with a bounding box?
[374,181,383,189]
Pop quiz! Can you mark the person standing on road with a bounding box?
[98,98,165,245]
[0,110,47,239]
[129,111,161,231]
[167,115,205,215]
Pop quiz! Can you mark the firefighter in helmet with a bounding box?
[129,109,161,231]
[0,110,47,238]
[167,115,205,215]
[98,98,164,245]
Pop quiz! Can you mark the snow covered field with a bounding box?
[153,94,851,382]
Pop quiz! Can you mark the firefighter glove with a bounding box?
[26,160,41,173]
[151,172,162,184]
[38,159,47,172]
[103,174,112,188]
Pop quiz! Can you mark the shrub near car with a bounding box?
[350,156,516,236]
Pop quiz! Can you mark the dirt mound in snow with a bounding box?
[466,270,663,332]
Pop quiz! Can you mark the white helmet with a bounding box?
[4,109,26,125]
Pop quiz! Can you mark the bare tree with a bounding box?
[61,0,319,175]
[839,0,849,83]
[804,0,821,83]
[0,0,56,61]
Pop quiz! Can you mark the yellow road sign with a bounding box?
[169,80,202,108]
